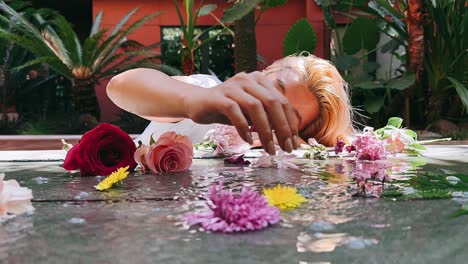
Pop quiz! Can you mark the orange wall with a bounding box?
[92,0,328,121]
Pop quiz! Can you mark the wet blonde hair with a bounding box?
[264,54,354,146]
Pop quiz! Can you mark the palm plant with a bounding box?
[0,1,165,120]
[424,0,468,121]
[172,0,222,75]
[0,0,52,129]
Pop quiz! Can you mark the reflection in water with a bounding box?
[0,215,34,259]
[296,232,378,253]
[351,161,390,197]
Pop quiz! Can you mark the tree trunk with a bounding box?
[234,10,257,73]
[181,48,195,75]
[72,79,100,121]
[404,0,425,127]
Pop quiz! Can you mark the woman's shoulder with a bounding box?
[172,74,222,88]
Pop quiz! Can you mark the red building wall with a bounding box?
[92,0,328,121]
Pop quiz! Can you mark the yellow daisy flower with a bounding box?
[94,166,130,191]
[263,184,307,210]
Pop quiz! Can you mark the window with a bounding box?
[161,26,234,80]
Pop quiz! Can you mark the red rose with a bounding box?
[63,123,137,176]
[145,132,193,174]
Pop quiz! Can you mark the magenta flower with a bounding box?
[224,155,251,166]
[184,181,281,232]
[334,139,345,154]
[346,145,356,153]
[352,129,388,160]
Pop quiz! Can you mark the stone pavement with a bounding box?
[0,145,467,264]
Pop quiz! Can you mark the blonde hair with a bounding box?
[264,54,354,146]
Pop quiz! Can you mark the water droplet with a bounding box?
[402,187,416,195]
[344,238,378,249]
[68,218,86,224]
[33,177,48,184]
[219,171,237,177]
[451,191,463,198]
[308,221,335,232]
[370,224,391,229]
[74,192,89,200]
[446,176,460,184]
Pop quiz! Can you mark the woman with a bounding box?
[106,54,353,155]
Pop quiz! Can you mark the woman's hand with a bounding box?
[184,71,299,155]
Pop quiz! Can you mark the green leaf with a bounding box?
[405,129,418,139]
[364,96,385,114]
[222,0,262,23]
[149,134,156,145]
[354,80,384,89]
[450,208,468,218]
[283,18,316,56]
[409,143,427,151]
[387,117,403,128]
[90,11,103,36]
[386,73,416,90]
[110,7,139,36]
[343,17,380,54]
[262,0,288,9]
[448,77,468,114]
[334,54,359,71]
[197,4,217,17]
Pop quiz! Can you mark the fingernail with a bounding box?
[245,132,253,144]
[284,138,293,153]
[267,141,275,155]
[293,135,298,149]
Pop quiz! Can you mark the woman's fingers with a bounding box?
[214,71,300,154]
[225,91,276,155]
[243,72,298,152]
[216,97,253,145]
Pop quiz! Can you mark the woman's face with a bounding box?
[264,68,319,131]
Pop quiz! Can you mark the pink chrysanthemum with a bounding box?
[352,129,388,160]
[184,181,281,232]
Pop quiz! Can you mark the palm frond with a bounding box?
[52,14,82,65]
[92,11,163,71]
[110,7,139,36]
[90,11,103,36]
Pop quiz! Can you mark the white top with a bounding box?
[135,74,222,145]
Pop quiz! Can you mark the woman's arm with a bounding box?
[106,68,299,154]
[107,68,198,120]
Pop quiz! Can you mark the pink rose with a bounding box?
[0,173,34,217]
[386,138,405,154]
[145,132,194,174]
[134,144,149,173]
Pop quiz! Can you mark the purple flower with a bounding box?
[334,139,345,154]
[184,181,281,232]
[223,155,251,166]
[352,129,388,160]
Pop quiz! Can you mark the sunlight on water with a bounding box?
[0,154,467,263]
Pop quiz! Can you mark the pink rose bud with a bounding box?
[145,132,194,174]
[134,144,149,173]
